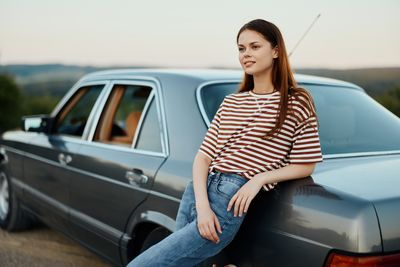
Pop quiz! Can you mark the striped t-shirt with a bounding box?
[198,89,323,191]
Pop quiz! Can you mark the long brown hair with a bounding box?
[236,19,318,139]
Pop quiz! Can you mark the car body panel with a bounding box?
[1,131,38,185]
[68,142,166,263]
[312,154,400,201]
[313,154,400,253]
[374,198,400,252]
[21,134,81,233]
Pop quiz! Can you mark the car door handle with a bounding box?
[125,169,148,185]
[58,153,72,165]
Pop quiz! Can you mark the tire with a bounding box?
[140,227,171,253]
[0,171,34,231]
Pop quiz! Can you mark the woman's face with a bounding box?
[237,29,278,76]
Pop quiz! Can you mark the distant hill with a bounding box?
[0,64,147,96]
[295,67,400,96]
[1,64,399,97]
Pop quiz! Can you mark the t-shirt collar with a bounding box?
[248,90,280,98]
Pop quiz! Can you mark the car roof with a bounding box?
[80,68,362,90]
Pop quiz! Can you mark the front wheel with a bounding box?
[0,171,34,231]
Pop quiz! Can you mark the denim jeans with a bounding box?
[126,170,249,267]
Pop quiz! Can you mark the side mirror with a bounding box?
[21,115,54,134]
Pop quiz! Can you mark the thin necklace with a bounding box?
[253,96,267,113]
[250,90,276,113]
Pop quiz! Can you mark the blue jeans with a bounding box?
[126,170,249,267]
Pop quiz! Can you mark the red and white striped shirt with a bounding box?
[199,89,323,191]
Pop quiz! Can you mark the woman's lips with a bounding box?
[244,61,255,67]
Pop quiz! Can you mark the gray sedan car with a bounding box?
[1,69,400,266]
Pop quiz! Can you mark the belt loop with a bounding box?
[209,167,215,175]
[216,170,222,181]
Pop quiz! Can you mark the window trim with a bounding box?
[86,78,168,157]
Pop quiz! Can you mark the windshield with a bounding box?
[199,83,400,155]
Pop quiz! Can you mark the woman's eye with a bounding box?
[252,45,260,50]
[238,47,245,52]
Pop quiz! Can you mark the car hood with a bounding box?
[313,153,400,252]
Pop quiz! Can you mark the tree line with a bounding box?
[0,74,60,133]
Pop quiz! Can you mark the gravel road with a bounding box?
[0,226,113,267]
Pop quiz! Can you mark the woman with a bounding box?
[127,18,323,267]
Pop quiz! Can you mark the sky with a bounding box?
[0,0,399,69]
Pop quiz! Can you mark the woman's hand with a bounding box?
[227,176,264,217]
[196,204,222,244]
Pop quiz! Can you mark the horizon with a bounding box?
[2,63,400,71]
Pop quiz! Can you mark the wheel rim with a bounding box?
[0,173,10,220]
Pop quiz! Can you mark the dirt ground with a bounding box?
[0,226,113,267]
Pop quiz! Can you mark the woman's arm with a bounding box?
[227,163,317,217]
[255,163,316,185]
[192,152,212,210]
[192,152,222,244]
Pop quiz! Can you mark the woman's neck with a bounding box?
[252,69,274,94]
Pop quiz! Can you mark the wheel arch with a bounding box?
[121,210,175,264]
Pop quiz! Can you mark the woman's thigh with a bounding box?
[175,180,197,230]
[177,171,248,231]
[207,172,248,235]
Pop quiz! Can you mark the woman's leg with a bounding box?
[126,216,246,266]
[126,180,200,267]
[126,172,247,267]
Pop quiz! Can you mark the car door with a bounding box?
[22,82,107,233]
[68,80,167,263]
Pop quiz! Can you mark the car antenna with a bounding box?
[288,13,321,57]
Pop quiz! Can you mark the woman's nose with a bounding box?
[242,48,251,57]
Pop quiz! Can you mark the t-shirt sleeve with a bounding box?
[198,101,224,161]
[288,114,323,164]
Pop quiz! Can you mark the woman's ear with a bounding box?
[273,46,279,59]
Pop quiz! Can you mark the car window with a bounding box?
[199,83,400,155]
[200,83,239,122]
[305,84,400,154]
[135,96,163,153]
[55,85,104,137]
[93,84,152,147]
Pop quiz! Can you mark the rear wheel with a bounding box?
[0,171,34,231]
[140,226,171,253]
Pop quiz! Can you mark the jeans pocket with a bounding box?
[215,179,242,200]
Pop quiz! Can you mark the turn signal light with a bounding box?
[325,251,400,267]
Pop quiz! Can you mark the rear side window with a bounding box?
[93,84,153,147]
[55,85,104,137]
[135,97,163,153]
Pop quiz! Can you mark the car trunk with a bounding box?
[313,153,400,253]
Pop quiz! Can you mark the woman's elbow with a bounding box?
[194,152,212,166]
[293,163,316,176]
[304,163,317,176]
